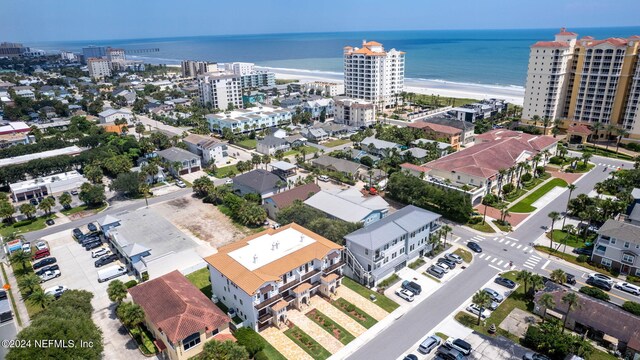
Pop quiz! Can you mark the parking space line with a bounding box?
[485,256,492,261]
[497,260,504,266]
[479,253,486,259]
[505,241,511,245]
[502,263,509,268]
[510,242,516,247]
[491,258,497,263]
[499,238,505,243]
[516,244,522,249]
[522,246,529,252]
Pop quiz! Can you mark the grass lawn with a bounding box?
[522,177,544,190]
[212,164,239,178]
[504,189,526,202]
[453,248,473,263]
[377,273,400,289]
[255,333,287,360]
[10,259,44,317]
[467,221,496,233]
[534,246,616,276]
[0,263,21,326]
[341,277,399,313]
[306,309,356,345]
[509,178,568,213]
[435,332,449,341]
[236,139,257,150]
[185,268,212,299]
[284,326,332,360]
[283,145,319,157]
[545,230,595,249]
[60,203,107,216]
[332,298,378,329]
[323,139,350,148]
[582,145,633,160]
[0,213,57,237]
[492,220,512,232]
[408,258,426,270]
[590,349,620,360]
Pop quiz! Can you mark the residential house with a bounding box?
[279,98,302,109]
[232,169,284,199]
[311,155,367,178]
[130,165,166,185]
[156,147,202,176]
[360,136,402,157]
[407,122,463,150]
[283,134,307,148]
[409,139,452,157]
[263,183,321,219]
[204,224,344,331]
[98,108,134,124]
[300,127,328,142]
[304,188,390,226]
[344,205,441,287]
[313,122,355,138]
[256,135,291,156]
[302,98,335,121]
[591,219,640,276]
[182,134,228,166]
[128,270,232,360]
[413,116,476,145]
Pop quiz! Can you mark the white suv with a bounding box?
[395,288,415,302]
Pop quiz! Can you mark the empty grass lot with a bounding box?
[323,139,351,148]
[509,178,567,213]
[236,139,257,149]
[341,277,399,312]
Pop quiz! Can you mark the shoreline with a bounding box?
[257,66,525,105]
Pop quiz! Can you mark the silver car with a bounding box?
[445,253,464,264]
[483,288,504,302]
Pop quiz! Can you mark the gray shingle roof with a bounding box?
[232,169,282,193]
[598,219,640,244]
[156,147,199,163]
[259,135,289,147]
[311,155,364,175]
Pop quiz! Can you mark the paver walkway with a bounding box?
[335,286,388,321]
[287,308,344,353]
[313,296,367,336]
[261,326,313,360]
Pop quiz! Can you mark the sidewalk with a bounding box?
[1,261,30,329]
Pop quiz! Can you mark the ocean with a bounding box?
[27,27,640,88]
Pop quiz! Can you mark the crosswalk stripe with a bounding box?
[479,253,486,259]
[505,241,511,245]
[522,246,529,252]
[491,258,497,263]
[523,264,534,269]
[497,260,504,266]
[493,237,498,241]
[524,262,537,267]
[530,255,542,260]
[502,263,509,268]
[506,236,518,241]
[485,256,492,261]
[516,244,522,249]
[499,239,505,243]
[511,242,516,247]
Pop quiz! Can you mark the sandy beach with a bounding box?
[257,66,525,106]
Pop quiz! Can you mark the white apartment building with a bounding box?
[182,133,229,166]
[198,73,243,110]
[87,58,112,79]
[302,81,344,97]
[224,62,255,76]
[106,48,126,63]
[343,40,405,109]
[334,98,376,127]
[181,60,217,78]
[205,105,292,133]
[205,224,344,332]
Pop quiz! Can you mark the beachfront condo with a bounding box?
[205,105,293,133]
[87,58,111,79]
[197,73,244,110]
[181,60,218,78]
[343,40,405,110]
[522,28,640,140]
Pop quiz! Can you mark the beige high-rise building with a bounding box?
[343,41,404,110]
[197,73,243,110]
[522,28,640,140]
[181,60,217,78]
[87,58,111,79]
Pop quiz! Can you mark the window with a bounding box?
[601,258,612,267]
[622,254,635,264]
[182,332,201,351]
[365,249,369,255]
[610,239,616,245]
[624,242,630,248]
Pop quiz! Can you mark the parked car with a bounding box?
[80,235,100,245]
[87,223,98,232]
[466,303,490,319]
[318,175,330,182]
[45,219,55,226]
[523,352,551,360]
[225,179,233,185]
[32,257,57,270]
[72,228,84,240]
[445,338,473,356]
[418,335,442,354]
[433,263,450,273]
[403,355,418,360]
[29,198,39,205]
[32,249,50,260]
[35,241,48,251]
[70,189,79,195]
[438,258,456,269]
[427,266,446,279]
[21,242,31,253]
[36,265,60,276]
[39,269,61,283]
[483,288,504,302]
[494,277,516,289]
[84,241,103,250]
[445,253,463,264]
[0,290,6,301]
[586,277,612,291]
[437,345,467,360]
[566,273,576,285]
[395,288,415,302]
[91,248,110,258]
[614,282,640,295]
[44,285,68,299]
[175,180,186,188]
[467,242,482,253]
[94,254,118,268]
[402,280,422,295]
[588,273,614,285]
[572,247,593,256]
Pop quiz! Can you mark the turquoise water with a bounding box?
[28,27,640,87]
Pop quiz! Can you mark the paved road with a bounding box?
[0,318,17,359]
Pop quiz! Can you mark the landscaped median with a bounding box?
[509,178,568,213]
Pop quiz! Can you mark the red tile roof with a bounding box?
[129,270,230,344]
[557,28,577,36]
[409,122,461,135]
[580,38,629,47]
[532,41,570,48]
[266,183,321,209]
[425,130,558,179]
[400,163,429,172]
[567,124,592,135]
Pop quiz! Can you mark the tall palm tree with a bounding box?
[604,124,617,150]
[10,250,31,273]
[548,211,561,251]
[550,269,567,284]
[539,293,556,324]
[530,274,545,295]
[516,270,533,294]
[471,290,492,325]
[28,289,54,309]
[19,273,41,295]
[561,184,577,230]
[591,122,603,144]
[542,117,551,135]
[497,169,508,197]
[581,151,592,167]
[531,115,540,128]
[441,225,453,248]
[615,128,629,154]
[561,292,580,333]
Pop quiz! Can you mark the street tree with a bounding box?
[550,269,567,284]
[28,289,55,309]
[516,270,533,295]
[58,192,72,209]
[116,302,145,329]
[561,292,580,333]
[107,280,128,304]
[0,200,16,222]
[79,183,106,207]
[561,184,577,230]
[38,197,56,215]
[547,211,561,250]
[471,290,492,325]
[19,203,36,219]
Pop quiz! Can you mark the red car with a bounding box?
[32,249,50,260]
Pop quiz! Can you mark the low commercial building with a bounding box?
[9,170,88,201]
[304,188,390,226]
[205,106,292,134]
[98,108,134,124]
[156,147,202,176]
[256,135,290,155]
[450,99,507,123]
[591,219,640,276]
[128,271,232,360]
[182,134,228,166]
[263,183,321,219]
[204,224,344,331]
[334,98,376,128]
[0,145,85,168]
[344,205,441,287]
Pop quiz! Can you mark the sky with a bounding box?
[2,0,640,42]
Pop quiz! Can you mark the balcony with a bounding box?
[258,313,273,324]
[323,261,345,275]
[278,269,320,295]
[255,294,283,311]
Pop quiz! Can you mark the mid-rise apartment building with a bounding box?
[205,105,292,133]
[302,81,344,97]
[240,71,275,89]
[224,62,255,76]
[0,42,30,58]
[522,28,640,139]
[181,60,217,78]
[87,58,112,79]
[343,40,405,109]
[82,45,107,61]
[106,48,126,63]
[205,224,344,331]
[334,98,376,127]
[197,73,243,110]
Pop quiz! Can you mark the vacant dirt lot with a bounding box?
[154,194,250,247]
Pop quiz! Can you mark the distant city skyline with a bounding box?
[2,0,640,42]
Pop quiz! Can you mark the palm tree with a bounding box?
[38,197,55,215]
[604,124,617,150]
[532,154,542,178]
[542,117,551,135]
[19,203,36,219]
[615,128,629,154]
[538,293,556,324]
[561,184,577,230]
[58,192,72,209]
[561,292,580,333]
[29,289,55,309]
[497,169,508,198]
[581,151,592,167]
[471,290,492,325]
[10,250,31,273]
[441,225,453,248]
[116,302,146,329]
[532,115,540,128]
[530,274,545,295]
[19,273,41,295]
[562,224,576,254]
[591,122,603,144]
[107,280,128,304]
[550,269,567,284]
[548,211,561,251]
[516,270,533,294]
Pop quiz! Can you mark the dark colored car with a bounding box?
[35,264,60,276]
[572,247,593,256]
[586,277,612,291]
[72,228,83,239]
[94,254,118,268]
[403,355,418,360]
[438,258,457,269]
[467,241,482,253]
[70,190,79,195]
[0,290,7,301]
[402,280,422,295]
[566,273,576,285]
[32,257,57,270]
[45,219,55,226]
[494,277,516,289]
[523,352,551,360]
[30,198,39,205]
[84,241,103,250]
[87,223,98,232]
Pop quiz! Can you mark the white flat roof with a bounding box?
[0,145,84,167]
[228,227,317,271]
[10,171,85,192]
